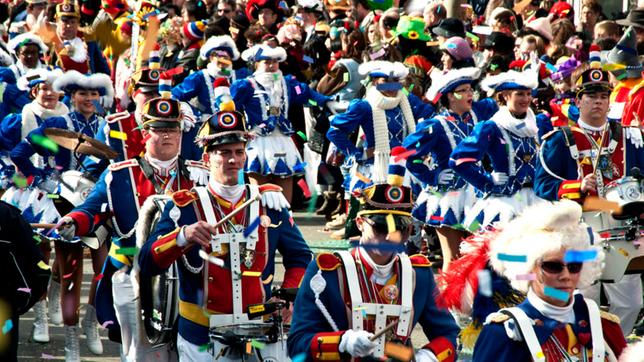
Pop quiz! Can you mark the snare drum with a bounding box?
[209,322,290,362]
[605,177,644,220]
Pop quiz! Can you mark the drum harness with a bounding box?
[191,184,263,327]
[558,123,622,198]
[312,250,414,358]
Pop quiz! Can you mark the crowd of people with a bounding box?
[0,0,642,360]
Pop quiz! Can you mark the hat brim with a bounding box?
[431,27,464,38]
[202,133,249,150]
[616,19,644,29]
[576,83,613,95]
[143,120,182,129]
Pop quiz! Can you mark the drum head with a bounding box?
[140,263,178,345]
[210,323,280,346]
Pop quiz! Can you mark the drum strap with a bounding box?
[336,250,413,357]
[499,307,546,362]
[584,298,605,361]
[561,126,580,160]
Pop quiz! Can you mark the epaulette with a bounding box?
[600,310,621,324]
[541,129,558,141]
[108,159,138,171]
[316,252,342,271]
[185,160,208,170]
[258,183,284,194]
[409,254,431,267]
[487,312,510,324]
[105,110,131,124]
[569,126,585,134]
[172,189,199,207]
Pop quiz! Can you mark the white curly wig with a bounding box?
[489,200,605,293]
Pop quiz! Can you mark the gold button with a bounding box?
[571,346,579,354]
[208,277,213,282]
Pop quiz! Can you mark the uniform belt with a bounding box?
[179,300,210,327]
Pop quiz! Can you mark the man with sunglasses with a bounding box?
[535,60,644,336]
[288,163,459,361]
[56,97,209,360]
[138,105,312,360]
[472,200,626,361]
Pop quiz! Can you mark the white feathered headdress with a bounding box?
[241,45,287,62]
[425,67,480,103]
[17,68,64,91]
[53,70,115,108]
[200,35,240,61]
[358,61,409,80]
[8,32,48,55]
[480,68,538,96]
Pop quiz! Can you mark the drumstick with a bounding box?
[210,192,262,230]
[369,318,399,341]
[30,223,58,229]
[592,125,608,173]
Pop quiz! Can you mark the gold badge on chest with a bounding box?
[382,284,399,303]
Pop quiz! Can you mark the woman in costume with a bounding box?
[403,67,497,269]
[10,70,113,361]
[449,67,545,231]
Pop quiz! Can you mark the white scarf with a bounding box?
[10,60,43,80]
[21,101,69,140]
[527,288,575,324]
[254,70,285,109]
[145,154,178,177]
[491,106,538,138]
[578,119,606,133]
[208,179,245,205]
[366,86,415,183]
[358,246,396,285]
[206,62,236,82]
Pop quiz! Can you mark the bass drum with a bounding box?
[136,196,179,346]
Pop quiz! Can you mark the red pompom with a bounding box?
[213,77,230,88]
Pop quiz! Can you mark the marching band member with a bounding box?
[403,67,497,269]
[472,200,626,361]
[449,67,545,231]
[287,159,459,361]
[172,35,248,117]
[1,32,48,84]
[535,61,644,336]
[33,0,110,75]
[56,96,208,361]
[9,71,114,359]
[138,103,313,360]
[231,44,330,203]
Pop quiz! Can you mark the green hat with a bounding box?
[394,16,432,42]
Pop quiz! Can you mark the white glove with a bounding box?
[437,169,455,185]
[57,216,76,241]
[415,349,439,362]
[338,329,376,357]
[491,171,509,186]
[625,127,643,149]
[261,191,290,211]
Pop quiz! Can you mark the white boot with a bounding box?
[32,300,49,343]
[64,324,81,362]
[47,280,63,326]
[82,305,103,355]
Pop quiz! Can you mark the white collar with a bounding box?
[491,106,538,138]
[527,288,575,324]
[145,154,178,176]
[208,179,245,204]
[358,246,396,285]
[577,119,606,133]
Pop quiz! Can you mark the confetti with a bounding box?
[515,273,536,281]
[308,99,317,106]
[543,286,570,302]
[30,134,59,153]
[297,179,312,198]
[563,249,598,262]
[393,149,416,162]
[101,320,114,328]
[242,271,262,277]
[2,319,12,334]
[465,32,479,42]
[497,253,527,262]
[618,248,629,257]
[109,130,128,140]
[343,72,349,82]
[251,339,266,349]
[477,269,492,297]
[306,191,319,215]
[454,157,478,166]
[199,343,210,352]
[17,287,31,293]
[198,250,226,267]
[12,174,27,188]
[369,48,386,60]
[41,353,54,359]
[115,247,139,255]
[68,282,74,291]
[94,273,104,282]
[33,234,42,244]
[37,261,50,270]
[412,159,423,164]
[453,92,462,100]
[47,193,60,199]
[294,85,302,95]
[63,272,74,279]
[243,217,261,238]
[429,215,444,221]
[302,55,314,63]
[246,341,252,354]
[297,131,307,141]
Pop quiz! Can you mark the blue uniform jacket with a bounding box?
[403,99,498,189]
[287,254,460,361]
[172,68,250,115]
[473,294,626,361]
[449,120,540,196]
[0,86,36,150]
[10,112,102,179]
[138,191,313,346]
[231,74,330,135]
[534,127,644,201]
[328,94,435,159]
